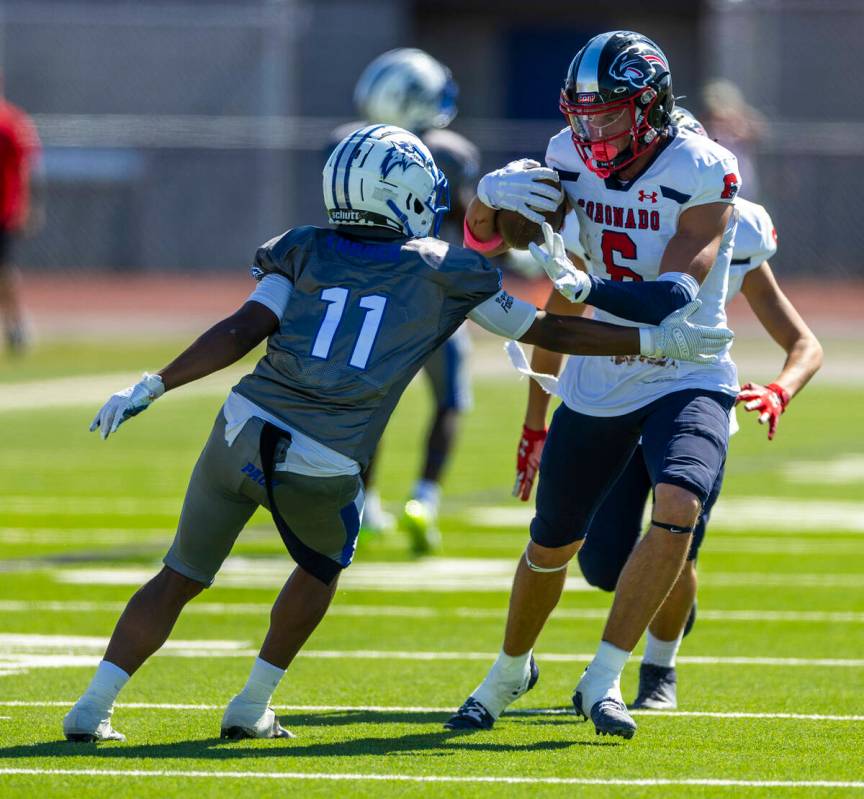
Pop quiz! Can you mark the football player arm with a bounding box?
[157,300,279,391]
[464,196,510,258]
[583,202,734,325]
[737,262,823,438]
[740,262,822,398]
[90,275,288,439]
[467,290,637,356]
[513,288,586,501]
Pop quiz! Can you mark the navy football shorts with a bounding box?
[576,444,726,591]
[530,389,733,549]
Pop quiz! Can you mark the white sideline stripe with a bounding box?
[1,701,863,723]
[466,499,864,533]
[45,557,864,592]
[1,637,863,668]
[784,455,864,484]
[0,368,247,412]
[2,600,863,624]
[0,768,860,788]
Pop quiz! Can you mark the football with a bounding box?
[495,177,565,250]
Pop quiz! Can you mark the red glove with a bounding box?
[736,382,790,441]
[513,425,547,501]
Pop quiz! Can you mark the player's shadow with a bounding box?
[0,710,618,762]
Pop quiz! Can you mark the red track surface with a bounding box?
[18,273,863,338]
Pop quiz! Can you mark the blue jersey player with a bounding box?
[63,124,730,743]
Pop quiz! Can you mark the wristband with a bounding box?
[521,424,548,443]
[766,382,790,410]
[463,215,504,253]
[638,327,657,357]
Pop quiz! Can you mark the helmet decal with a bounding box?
[608,45,668,89]
[380,139,433,182]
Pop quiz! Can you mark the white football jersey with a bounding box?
[547,125,741,416]
[727,198,777,300]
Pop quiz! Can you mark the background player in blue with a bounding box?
[62,124,728,743]
[572,109,823,710]
[448,31,746,740]
[333,48,480,551]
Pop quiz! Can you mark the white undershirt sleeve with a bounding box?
[467,290,537,340]
[247,273,294,320]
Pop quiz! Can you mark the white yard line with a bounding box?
[0,701,862,723]
[0,637,862,668]
[46,559,864,592]
[466,499,864,533]
[0,768,860,788]
[2,600,863,625]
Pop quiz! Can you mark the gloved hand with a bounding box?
[639,301,734,363]
[529,222,591,303]
[736,381,789,440]
[477,159,563,226]
[90,373,165,439]
[512,424,548,502]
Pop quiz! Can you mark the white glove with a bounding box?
[639,301,734,363]
[90,373,165,439]
[529,222,591,303]
[477,159,563,226]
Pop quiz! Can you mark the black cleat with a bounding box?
[444,656,539,731]
[573,691,637,739]
[64,733,99,743]
[630,662,677,710]
[444,697,495,730]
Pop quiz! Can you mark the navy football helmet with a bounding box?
[559,31,674,178]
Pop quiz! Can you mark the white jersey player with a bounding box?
[449,30,745,740]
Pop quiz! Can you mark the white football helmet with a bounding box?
[323,124,450,238]
[354,48,458,133]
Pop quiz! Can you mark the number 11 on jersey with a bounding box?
[311,287,388,370]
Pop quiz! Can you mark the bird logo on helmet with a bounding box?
[323,125,449,239]
[559,30,674,178]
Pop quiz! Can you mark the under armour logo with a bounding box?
[638,190,658,203]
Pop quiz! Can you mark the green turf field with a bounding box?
[1,339,863,797]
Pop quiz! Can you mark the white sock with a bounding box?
[584,641,631,686]
[642,630,682,668]
[472,648,532,718]
[412,479,440,509]
[78,660,129,713]
[577,642,631,708]
[238,657,285,706]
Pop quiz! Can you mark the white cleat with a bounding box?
[63,702,126,743]
[220,696,294,740]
